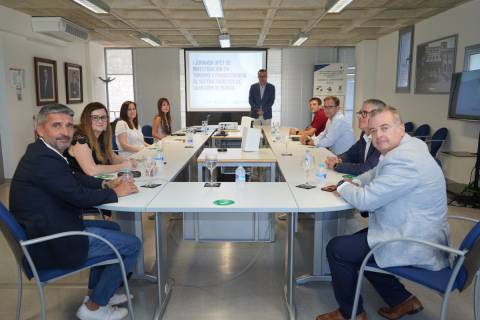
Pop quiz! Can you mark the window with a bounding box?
[105,49,135,119]
[395,25,414,93]
[464,44,480,71]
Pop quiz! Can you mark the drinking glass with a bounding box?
[282,134,291,156]
[144,156,157,186]
[205,153,218,186]
[301,151,315,187]
[202,120,208,135]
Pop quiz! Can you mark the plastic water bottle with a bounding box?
[122,168,134,182]
[186,128,194,147]
[155,149,164,171]
[235,166,246,183]
[316,163,327,185]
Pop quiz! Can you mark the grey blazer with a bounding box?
[338,134,450,271]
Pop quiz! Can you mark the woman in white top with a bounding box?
[152,97,172,140]
[115,101,149,158]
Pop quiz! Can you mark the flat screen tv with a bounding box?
[448,69,480,121]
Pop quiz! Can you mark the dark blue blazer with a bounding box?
[9,139,117,269]
[334,133,380,176]
[249,82,275,119]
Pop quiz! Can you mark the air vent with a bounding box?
[32,17,89,42]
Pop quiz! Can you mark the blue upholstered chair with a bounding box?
[428,127,449,158]
[404,122,415,134]
[111,120,119,154]
[351,216,480,320]
[0,203,134,320]
[142,125,154,145]
[413,124,431,141]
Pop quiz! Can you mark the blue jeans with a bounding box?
[326,228,411,318]
[83,220,141,306]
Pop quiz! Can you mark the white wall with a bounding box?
[0,5,105,178]
[133,48,181,131]
[355,0,480,184]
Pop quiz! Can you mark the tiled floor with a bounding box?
[0,181,478,320]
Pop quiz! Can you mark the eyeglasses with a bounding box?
[356,110,371,118]
[324,105,337,109]
[91,115,108,122]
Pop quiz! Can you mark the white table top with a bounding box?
[147,182,298,213]
[97,178,168,212]
[263,127,353,212]
[197,148,276,163]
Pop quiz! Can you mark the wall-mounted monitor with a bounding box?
[448,69,480,121]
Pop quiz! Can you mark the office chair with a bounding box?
[413,124,431,141]
[142,125,154,144]
[0,203,134,320]
[404,122,415,134]
[111,119,119,154]
[429,127,449,158]
[351,215,480,320]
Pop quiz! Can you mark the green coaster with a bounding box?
[213,199,235,206]
[95,174,116,180]
[342,174,355,180]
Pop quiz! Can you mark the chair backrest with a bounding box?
[430,127,448,158]
[142,125,154,144]
[0,203,28,267]
[110,120,119,154]
[456,221,480,291]
[404,122,415,133]
[413,124,431,141]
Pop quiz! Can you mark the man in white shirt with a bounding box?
[316,106,449,320]
[300,96,355,155]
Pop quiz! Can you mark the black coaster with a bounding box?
[281,152,293,156]
[204,182,221,187]
[184,145,194,148]
[296,184,316,189]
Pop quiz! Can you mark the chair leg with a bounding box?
[474,272,479,320]
[439,292,451,320]
[35,282,47,320]
[16,264,23,320]
[119,262,135,320]
[350,271,366,320]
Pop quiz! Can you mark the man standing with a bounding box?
[325,99,384,175]
[10,104,140,320]
[301,96,354,155]
[289,97,328,137]
[249,69,275,126]
[316,106,450,320]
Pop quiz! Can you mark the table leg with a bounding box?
[153,212,171,320]
[197,163,203,182]
[270,163,276,182]
[284,211,296,320]
[296,211,346,284]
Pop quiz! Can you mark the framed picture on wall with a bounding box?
[395,25,414,93]
[415,34,458,94]
[65,63,83,104]
[34,57,58,106]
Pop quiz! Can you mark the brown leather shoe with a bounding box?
[315,308,368,320]
[378,296,424,319]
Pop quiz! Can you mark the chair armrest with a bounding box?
[448,215,479,223]
[20,231,124,264]
[367,237,465,258]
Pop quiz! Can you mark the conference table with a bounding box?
[97,125,353,320]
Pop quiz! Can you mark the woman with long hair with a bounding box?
[66,102,134,176]
[152,97,172,140]
[115,101,149,158]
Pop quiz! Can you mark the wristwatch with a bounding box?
[336,180,346,188]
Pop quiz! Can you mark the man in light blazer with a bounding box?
[249,69,275,125]
[316,106,450,320]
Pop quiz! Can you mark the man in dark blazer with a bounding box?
[249,68,275,125]
[10,104,139,320]
[325,99,385,176]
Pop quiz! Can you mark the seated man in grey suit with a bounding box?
[316,106,450,320]
[324,99,384,176]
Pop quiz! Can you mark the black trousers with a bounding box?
[326,228,412,317]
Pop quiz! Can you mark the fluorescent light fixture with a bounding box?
[137,33,161,47]
[292,32,308,46]
[219,33,230,48]
[327,0,354,13]
[202,0,224,18]
[71,0,110,14]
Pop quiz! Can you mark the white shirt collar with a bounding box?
[39,138,69,164]
[363,133,371,143]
